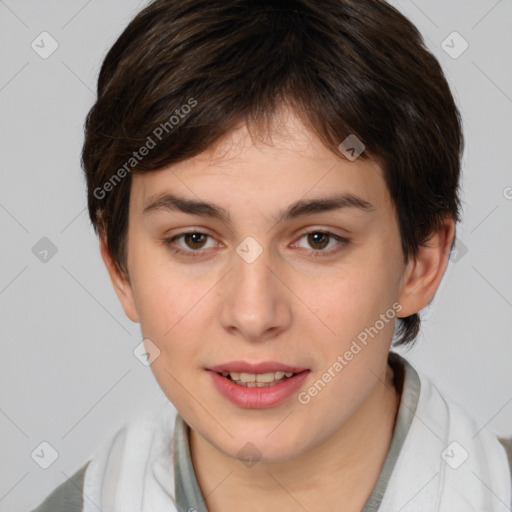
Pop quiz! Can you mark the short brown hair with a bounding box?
[82,0,464,346]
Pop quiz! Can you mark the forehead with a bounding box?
[131,107,391,216]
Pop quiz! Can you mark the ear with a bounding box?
[99,235,140,323]
[397,216,455,318]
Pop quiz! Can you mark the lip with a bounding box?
[207,369,311,408]
[207,361,309,374]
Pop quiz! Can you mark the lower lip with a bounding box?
[208,370,310,408]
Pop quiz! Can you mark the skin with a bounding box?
[101,106,454,511]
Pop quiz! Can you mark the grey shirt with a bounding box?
[31,352,512,512]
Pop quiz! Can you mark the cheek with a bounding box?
[129,234,192,312]
[136,276,205,343]
[131,264,209,405]
[321,263,398,329]
[128,244,196,342]
[129,257,224,380]
[309,248,402,368]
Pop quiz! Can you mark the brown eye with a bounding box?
[163,231,216,258]
[182,232,208,250]
[294,230,350,257]
[307,232,330,250]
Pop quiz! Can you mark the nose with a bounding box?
[219,241,292,343]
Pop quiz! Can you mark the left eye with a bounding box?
[293,231,348,256]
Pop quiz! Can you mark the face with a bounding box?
[108,107,414,463]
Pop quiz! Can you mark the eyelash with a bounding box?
[162,230,350,259]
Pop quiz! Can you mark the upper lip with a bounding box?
[208,361,309,374]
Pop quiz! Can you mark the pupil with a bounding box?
[186,233,205,249]
[309,232,329,250]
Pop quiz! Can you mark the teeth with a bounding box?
[221,370,297,385]
[255,372,275,383]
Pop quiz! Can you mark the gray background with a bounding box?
[0,1,511,510]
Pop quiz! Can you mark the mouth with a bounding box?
[207,366,311,408]
[207,361,310,388]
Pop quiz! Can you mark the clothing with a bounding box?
[31,352,512,511]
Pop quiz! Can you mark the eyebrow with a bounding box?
[142,192,374,224]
